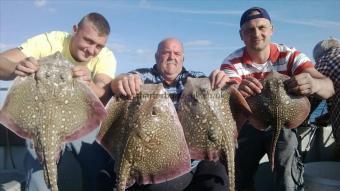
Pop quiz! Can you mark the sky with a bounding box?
[0,0,340,104]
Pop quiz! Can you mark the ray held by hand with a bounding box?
[246,72,310,171]
[0,52,107,191]
[178,77,252,191]
[96,84,191,191]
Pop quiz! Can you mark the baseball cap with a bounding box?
[240,7,271,27]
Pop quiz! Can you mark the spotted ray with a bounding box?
[246,72,310,171]
[0,52,107,191]
[96,84,191,191]
[177,77,252,191]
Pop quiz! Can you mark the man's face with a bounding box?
[70,21,108,62]
[240,18,273,52]
[156,39,184,83]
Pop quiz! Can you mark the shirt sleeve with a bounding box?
[315,48,340,85]
[289,50,314,75]
[220,59,242,83]
[19,33,52,59]
[93,48,117,79]
[128,68,155,83]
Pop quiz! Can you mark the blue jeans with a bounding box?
[24,127,112,191]
[236,122,304,191]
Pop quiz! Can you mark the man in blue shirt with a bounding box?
[99,37,230,191]
[111,37,227,103]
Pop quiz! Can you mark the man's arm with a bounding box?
[0,48,38,80]
[286,67,334,99]
[72,68,114,106]
[89,73,114,105]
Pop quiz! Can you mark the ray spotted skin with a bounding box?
[0,52,107,191]
[96,84,191,191]
[246,72,310,170]
[177,77,251,191]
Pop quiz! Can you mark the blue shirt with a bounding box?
[129,64,206,109]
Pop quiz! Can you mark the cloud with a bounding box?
[185,40,212,47]
[205,21,237,27]
[0,43,8,50]
[34,0,47,7]
[0,42,17,51]
[166,9,241,15]
[183,40,239,51]
[139,0,151,8]
[33,0,57,14]
[139,3,242,15]
[280,19,340,28]
[48,8,56,13]
[108,42,130,54]
[131,48,154,65]
[134,48,153,57]
[107,42,154,58]
[136,49,145,54]
[135,48,153,56]
[107,43,154,63]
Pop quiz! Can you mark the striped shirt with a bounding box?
[315,47,340,143]
[220,43,314,83]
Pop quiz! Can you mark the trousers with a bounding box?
[236,122,304,191]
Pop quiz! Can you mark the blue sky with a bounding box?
[1,0,340,103]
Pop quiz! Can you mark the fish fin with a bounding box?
[228,86,252,133]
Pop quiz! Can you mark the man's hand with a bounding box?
[285,72,317,96]
[72,65,92,85]
[238,76,263,98]
[111,74,142,99]
[14,57,39,77]
[209,69,230,90]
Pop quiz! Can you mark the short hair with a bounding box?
[156,38,184,55]
[313,38,340,61]
[78,12,110,36]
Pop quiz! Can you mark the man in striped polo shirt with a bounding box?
[220,7,334,191]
